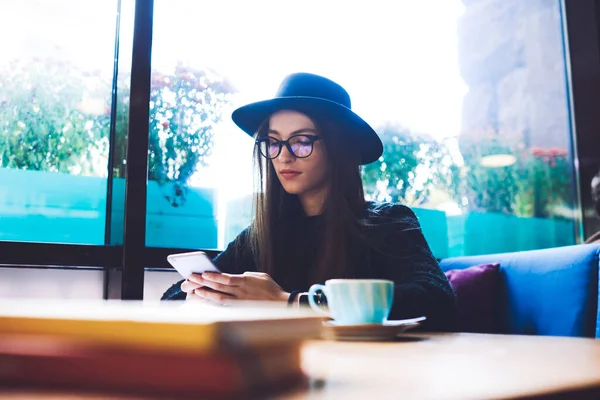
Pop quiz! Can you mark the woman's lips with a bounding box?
[280,170,301,179]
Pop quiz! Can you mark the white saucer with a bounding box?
[322,317,426,341]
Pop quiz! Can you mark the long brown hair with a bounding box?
[249,110,367,287]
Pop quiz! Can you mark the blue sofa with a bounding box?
[439,244,600,338]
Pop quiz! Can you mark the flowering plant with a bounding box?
[515,147,572,218]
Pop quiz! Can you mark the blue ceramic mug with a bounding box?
[308,279,394,325]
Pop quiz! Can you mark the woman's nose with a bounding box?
[278,144,295,162]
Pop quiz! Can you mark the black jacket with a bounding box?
[161,202,457,331]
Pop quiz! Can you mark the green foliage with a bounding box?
[363,124,573,219]
[1,58,572,216]
[515,147,572,218]
[457,128,523,214]
[361,123,459,206]
[102,64,236,206]
[108,63,236,185]
[0,58,109,174]
[457,128,573,218]
[1,58,235,192]
[148,65,235,183]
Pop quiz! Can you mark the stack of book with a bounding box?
[0,300,323,398]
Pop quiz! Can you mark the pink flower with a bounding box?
[548,148,568,157]
[530,147,545,157]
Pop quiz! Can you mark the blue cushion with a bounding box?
[440,244,600,338]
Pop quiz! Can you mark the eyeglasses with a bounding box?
[256,134,322,159]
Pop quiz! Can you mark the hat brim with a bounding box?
[231,97,383,165]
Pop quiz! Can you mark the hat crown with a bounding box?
[275,73,352,109]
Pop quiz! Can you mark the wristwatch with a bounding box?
[298,291,327,307]
[298,292,310,306]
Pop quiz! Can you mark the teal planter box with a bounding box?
[0,169,576,259]
[446,212,576,257]
[0,169,217,249]
[463,212,575,256]
[108,178,218,249]
[0,169,106,244]
[412,208,449,259]
[224,194,253,245]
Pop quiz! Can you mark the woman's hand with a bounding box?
[180,279,214,303]
[187,272,289,304]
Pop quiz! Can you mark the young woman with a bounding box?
[162,72,457,331]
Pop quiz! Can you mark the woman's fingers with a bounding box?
[199,272,244,286]
[186,288,223,305]
[193,287,235,305]
[199,279,240,296]
[181,279,202,293]
[186,290,210,302]
[188,273,204,283]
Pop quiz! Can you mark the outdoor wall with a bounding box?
[458,0,569,149]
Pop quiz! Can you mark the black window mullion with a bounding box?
[114,0,154,300]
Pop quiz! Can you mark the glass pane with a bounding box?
[149,0,578,257]
[144,269,180,300]
[0,0,119,245]
[105,0,135,246]
[0,267,104,299]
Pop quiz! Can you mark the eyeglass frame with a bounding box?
[255,134,322,159]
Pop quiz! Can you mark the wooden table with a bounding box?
[282,332,600,399]
[2,333,600,399]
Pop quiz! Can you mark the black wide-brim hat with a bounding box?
[231,72,383,165]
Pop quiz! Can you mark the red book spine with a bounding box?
[0,337,303,398]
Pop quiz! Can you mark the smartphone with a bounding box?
[166,251,221,279]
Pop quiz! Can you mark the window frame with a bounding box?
[0,0,598,300]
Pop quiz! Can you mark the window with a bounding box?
[148,0,578,258]
[1,0,594,301]
[0,0,119,245]
[0,268,104,299]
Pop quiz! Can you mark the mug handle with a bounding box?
[307,284,330,317]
